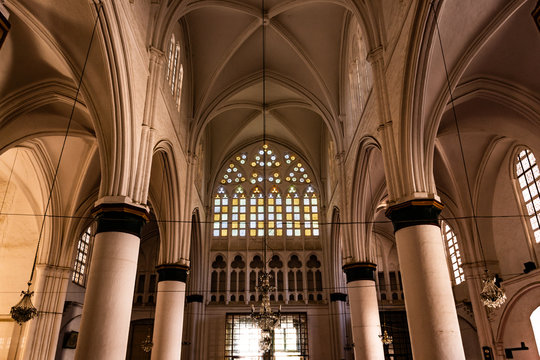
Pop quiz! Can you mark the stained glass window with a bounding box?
[212,145,319,239]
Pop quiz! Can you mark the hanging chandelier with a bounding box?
[251,273,281,352]
[379,328,393,346]
[141,332,153,353]
[248,0,281,353]
[10,282,38,325]
[480,273,506,309]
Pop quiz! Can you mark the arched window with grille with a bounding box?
[440,220,465,285]
[515,148,540,244]
[165,33,184,111]
[72,226,93,286]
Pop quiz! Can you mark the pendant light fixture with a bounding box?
[430,2,506,308]
[249,0,281,353]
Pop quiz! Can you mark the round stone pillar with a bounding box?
[386,199,465,360]
[343,262,385,360]
[75,203,148,360]
[151,264,189,360]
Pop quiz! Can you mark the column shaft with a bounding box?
[75,231,140,359]
[387,199,465,360]
[151,265,188,360]
[395,224,465,359]
[343,263,384,360]
[75,203,147,360]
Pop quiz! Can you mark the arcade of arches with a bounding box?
[0,0,540,359]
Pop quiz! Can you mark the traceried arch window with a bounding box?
[72,226,92,286]
[165,34,184,111]
[212,145,319,239]
[441,220,465,285]
[348,22,372,119]
[166,34,175,81]
[515,148,540,243]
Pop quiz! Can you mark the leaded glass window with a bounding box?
[441,220,465,285]
[212,145,318,239]
[72,226,92,286]
[516,148,540,243]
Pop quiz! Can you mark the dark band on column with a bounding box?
[157,264,189,283]
[342,262,376,283]
[93,203,149,237]
[186,294,204,303]
[385,199,444,232]
[329,293,347,302]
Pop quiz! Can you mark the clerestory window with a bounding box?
[165,34,184,111]
[72,226,92,286]
[515,148,540,243]
[440,220,465,285]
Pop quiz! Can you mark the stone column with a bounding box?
[21,265,70,360]
[329,292,348,360]
[75,203,148,360]
[343,262,385,360]
[184,294,204,360]
[386,199,466,360]
[151,264,188,360]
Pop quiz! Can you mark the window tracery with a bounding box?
[165,33,184,111]
[72,226,92,286]
[515,148,540,243]
[441,220,465,285]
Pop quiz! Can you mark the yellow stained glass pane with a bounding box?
[286,214,292,220]
[258,198,264,205]
[232,199,238,205]
[304,206,310,213]
[313,214,319,220]
[295,221,300,228]
[250,229,257,236]
[250,206,256,212]
[222,206,228,212]
[232,222,238,229]
[214,214,220,221]
[277,229,283,236]
[305,229,312,236]
[276,206,282,212]
[240,214,246,221]
[221,229,227,236]
[268,198,274,205]
[258,222,264,229]
[293,198,300,205]
[269,221,274,228]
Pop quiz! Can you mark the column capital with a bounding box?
[342,262,377,283]
[92,202,149,237]
[385,198,443,232]
[156,264,190,283]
